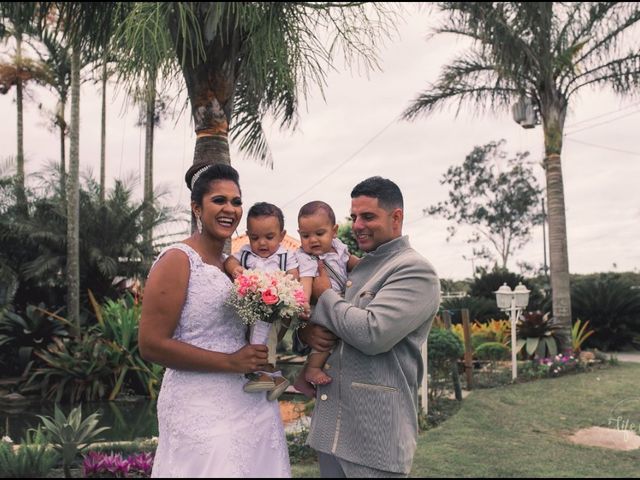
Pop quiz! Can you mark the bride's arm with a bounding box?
[139,249,268,374]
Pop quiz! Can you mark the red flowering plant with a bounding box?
[226,270,307,328]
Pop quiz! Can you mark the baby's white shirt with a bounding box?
[297,238,350,293]
[233,244,298,272]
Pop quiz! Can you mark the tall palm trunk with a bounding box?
[57,98,66,195]
[185,67,234,167]
[15,35,27,214]
[143,71,156,248]
[99,58,107,204]
[542,99,572,349]
[66,44,81,331]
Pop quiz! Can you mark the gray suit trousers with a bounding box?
[318,452,408,478]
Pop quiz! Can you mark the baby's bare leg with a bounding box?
[305,351,332,385]
[293,365,316,398]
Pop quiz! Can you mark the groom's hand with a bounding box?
[312,260,332,299]
[299,323,337,353]
[228,344,269,373]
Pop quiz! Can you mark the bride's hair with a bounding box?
[185,162,241,206]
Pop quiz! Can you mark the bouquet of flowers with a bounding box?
[226,269,307,329]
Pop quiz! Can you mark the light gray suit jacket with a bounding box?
[307,235,440,474]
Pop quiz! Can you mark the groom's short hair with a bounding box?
[351,176,403,211]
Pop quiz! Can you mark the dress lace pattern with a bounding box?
[150,243,291,478]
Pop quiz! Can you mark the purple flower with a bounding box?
[128,452,154,476]
[82,452,131,478]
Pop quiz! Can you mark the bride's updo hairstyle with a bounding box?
[185,162,241,203]
[185,162,241,223]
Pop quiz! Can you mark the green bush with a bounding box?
[286,428,316,463]
[428,328,464,364]
[441,295,501,323]
[471,332,496,350]
[428,328,464,401]
[469,268,547,313]
[0,428,60,478]
[475,342,510,361]
[27,334,119,402]
[571,274,640,350]
[24,296,164,402]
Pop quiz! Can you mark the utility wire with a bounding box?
[564,100,640,129]
[564,109,640,136]
[564,137,640,157]
[281,114,401,208]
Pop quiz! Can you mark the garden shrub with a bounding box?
[441,295,501,323]
[428,328,464,401]
[0,428,59,478]
[475,342,510,361]
[471,332,496,351]
[571,274,640,350]
[469,268,547,314]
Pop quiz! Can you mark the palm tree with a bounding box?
[115,3,394,169]
[0,164,173,313]
[29,2,131,328]
[66,43,81,327]
[402,2,640,347]
[0,2,41,213]
[31,28,72,186]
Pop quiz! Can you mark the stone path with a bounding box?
[607,351,640,363]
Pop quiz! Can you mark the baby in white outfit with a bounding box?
[224,202,298,401]
[294,201,360,397]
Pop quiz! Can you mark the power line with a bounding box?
[564,108,640,135]
[281,114,401,208]
[564,100,640,129]
[564,137,640,157]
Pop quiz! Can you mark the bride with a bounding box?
[139,163,291,478]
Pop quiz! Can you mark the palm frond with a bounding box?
[403,51,518,119]
[567,52,640,96]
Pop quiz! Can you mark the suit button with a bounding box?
[320,394,328,401]
[324,363,331,370]
[346,280,352,287]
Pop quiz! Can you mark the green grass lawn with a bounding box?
[293,363,640,477]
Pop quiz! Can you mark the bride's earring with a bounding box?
[197,216,203,234]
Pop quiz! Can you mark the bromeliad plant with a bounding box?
[571,318,595,353]
[38,404,110,479]
[515,311,562,360]
[0,304,70,375]
[28,334,120,402]
[26,292,164,402]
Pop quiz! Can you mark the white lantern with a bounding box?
[511,96,538,129]
[514,282,531,309]
[495,283,513,310]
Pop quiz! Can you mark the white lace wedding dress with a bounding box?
[150,243,291,478]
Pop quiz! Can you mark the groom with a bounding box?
[298,176,440,477]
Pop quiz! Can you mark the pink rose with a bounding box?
[294,289,306,306]
[261,289,279,305]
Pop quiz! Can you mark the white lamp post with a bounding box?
[495,282,530,380]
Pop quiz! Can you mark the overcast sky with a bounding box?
[1,8,639,280]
